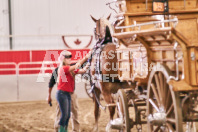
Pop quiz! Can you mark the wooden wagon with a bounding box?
[106,0,198,131]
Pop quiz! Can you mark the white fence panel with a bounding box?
[18,75,56,101]
[75,74,89,98]
[0,75,17,102]
[0,61,89,102]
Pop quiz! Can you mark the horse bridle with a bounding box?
[94,19,104,41]
[94,27,100,40]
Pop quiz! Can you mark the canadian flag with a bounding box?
[62,35,93,49]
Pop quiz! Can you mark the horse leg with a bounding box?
[103,93,115,120]
[103,92,116,132]
[93,88,101,132]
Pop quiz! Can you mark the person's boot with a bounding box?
[65,127,68,132]
[58,125,65,132]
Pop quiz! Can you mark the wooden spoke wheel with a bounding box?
[147,64,183,132]
[84,80,103,100]
[193,122,198,132]
[185,122,198,132]
[184,97,198,132]
[185,104,198,132]
[116,89,130,132]
[84,80,93,99]
[129,97,147,131]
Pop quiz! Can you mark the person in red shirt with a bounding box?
[48,64,81,132]
[48,50,90,132]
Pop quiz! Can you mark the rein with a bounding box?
[94,19,101,41]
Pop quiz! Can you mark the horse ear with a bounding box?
[90,15,97,23]
[106,13,111,20]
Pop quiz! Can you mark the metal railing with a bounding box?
[0,61,60,101]
[0,62,17,74]
[0,60,78,75]
[115,17,178,30]
[18,61,59,75]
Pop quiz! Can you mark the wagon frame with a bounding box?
[106,0,198,131]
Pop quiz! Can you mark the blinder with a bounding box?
[63,55,72,59]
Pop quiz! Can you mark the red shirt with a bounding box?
[57,66,79,92]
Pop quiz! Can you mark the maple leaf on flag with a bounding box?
[74,38,81,45]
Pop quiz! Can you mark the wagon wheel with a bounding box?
[192,122,198,132]
[84,79,103,100]
[193,122,198,132]
[116,89,130,132]
[184,97,198,132]
[186,122,198,132]
[186,103,198,132]
[84,80,93,99]
[129,97,147,131]
[147,64,183,132]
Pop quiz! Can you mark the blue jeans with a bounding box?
[56,90,71,128]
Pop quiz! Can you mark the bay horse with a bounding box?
[89,15,132,131]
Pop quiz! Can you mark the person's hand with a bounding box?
[48,95,52,106]
[83,62,90,72]
[85,50,92,59]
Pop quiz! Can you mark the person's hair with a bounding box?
[58,50,72,66]
[57,50,72,83]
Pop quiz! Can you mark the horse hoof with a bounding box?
[92,126,98,132]
[105,121,112,132]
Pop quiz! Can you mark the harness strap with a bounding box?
[87,37,115,109]
[92,83,106,110]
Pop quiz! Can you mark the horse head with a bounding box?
[90,14,113,41]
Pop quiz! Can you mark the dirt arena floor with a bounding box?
[0,98,148,132]
[1,98,197,132]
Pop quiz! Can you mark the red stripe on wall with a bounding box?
[31,50,60,62]
[0,51,30,63]
[31,49,90,62]
[0,49,90,75]
[0,71,16,75]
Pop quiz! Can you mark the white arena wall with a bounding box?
[0,74,89,102]
[0,0,114,102]
[0,50,91,102]
[0,0,116,50]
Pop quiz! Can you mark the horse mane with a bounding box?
[103,26,112,44]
